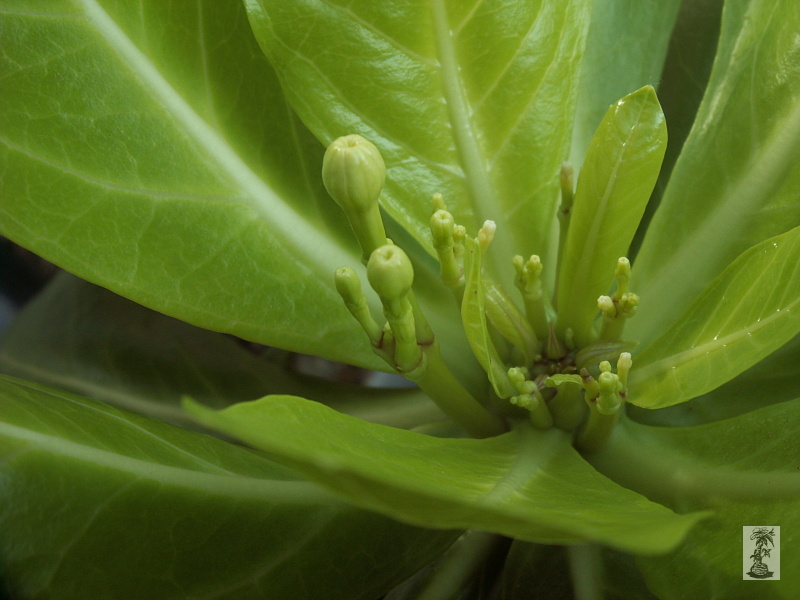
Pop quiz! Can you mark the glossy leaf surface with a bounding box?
[630,226,800,409]
[591,401,800,599]
[0,273,445,429]
[0,0,396,370]
[631,0,724,259]
[0,375,456,600]
[629,333,800,427]
[632,0,800,345]
[556,86,667,345]
[571,0,680,167]
[186,395,706,555]
[244,0,592,282]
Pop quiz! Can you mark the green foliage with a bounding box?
[631,0,800,345]
[590,401,800,599]
[0,375,455,600]
[631,226,800,408]
[556,85,667,345]
[185,395,705,555]
[1,0,799,598]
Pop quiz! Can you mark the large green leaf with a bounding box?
[629,332,800,427]
[185,394,706,555]
[0,375,456,600]
[590,401,800,599]
[0,0,406,370]
[630,0,724,259]
[0,272,445,429]
[631,0,800,345]
[571,0,681,168]
[629,226,800,409]
[556,86,667,345]
[243,0,592,283]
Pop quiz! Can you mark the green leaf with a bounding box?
[631,0,800,345]
[244,0,592,284]
[630,0,724,259]
[590,401,800,599]
[628,333,800,427]
[556,86,667,345]
[545,374,583,387]
[0,375,456,600]
[571,0,681,168]
[461,238,516,400]
[0,0,400,369]
[0,272,445,430]
[185,394,707,555]
[630,226,800,409]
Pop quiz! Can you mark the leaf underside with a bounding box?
[186,394,707,555]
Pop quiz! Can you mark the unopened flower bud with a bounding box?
[322,135,386,214]
[367,244,414,301]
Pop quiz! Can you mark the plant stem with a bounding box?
[413,531,502,600]
[568,545,602,600]
[410,342,506,438]
[575,403,620,453]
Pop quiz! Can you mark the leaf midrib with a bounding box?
[0,420,338,504]
[648,98,800,293]
[633,293,800,384]
[74,0,355,275]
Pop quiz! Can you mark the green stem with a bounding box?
[548,385,586,431]
[410,342,506,438]
[414,531,502,600]
[599,314,625,341]
[575,403,620,453]
[567,545,602,600]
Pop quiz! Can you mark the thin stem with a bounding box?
[414,531,502,600]
[567,545,602,600]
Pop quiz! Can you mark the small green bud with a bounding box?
[618,292,639,318]
[322,135,386,214]
[367,244,414,301]
[580,368,600,401]
[614,257,631,291]
[477,220,496,252]
[598,371,621,393]
[430,209,455,249]
[597,371,622,415]
[617,352,632,390]
[599,361,612,373]
[334,266,362,304]
[597,295,615,317]
[323,135,388,260]
[334,266,382,345]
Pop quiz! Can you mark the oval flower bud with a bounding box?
[322,134,386,214]
[367,244,414,301]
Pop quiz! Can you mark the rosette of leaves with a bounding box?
[1,1,799,599]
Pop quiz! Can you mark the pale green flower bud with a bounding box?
[323,135,387,259]
[430,209,455,249]
[367,245,414,303]
[617,352,632,390]
[334,266,382,345]
[322,135,386,214]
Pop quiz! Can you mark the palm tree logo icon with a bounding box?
[747,527,775,579]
